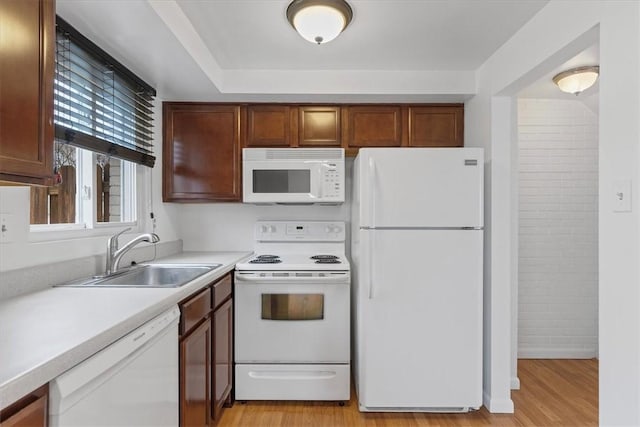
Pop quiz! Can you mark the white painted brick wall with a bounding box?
[517,98,598,359]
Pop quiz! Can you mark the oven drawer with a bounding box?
[235,364,350,401]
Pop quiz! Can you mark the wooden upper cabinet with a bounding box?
[161,103,465,199]
[408,105,464,147]
[245,105,295,147]
[163,103,241,202]
[298,106,341,147]
[0,0,55,184]
[343,106,404,153]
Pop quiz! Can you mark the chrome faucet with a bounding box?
[105,228,160,276]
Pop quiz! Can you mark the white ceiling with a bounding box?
[57,0,550,101]
[519,43,600,113]
[177,0,548,71]
[519,44,600,99]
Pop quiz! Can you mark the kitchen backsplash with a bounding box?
[0,239,182,300]
[174,158,354,254]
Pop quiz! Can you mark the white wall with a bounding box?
[517,98,598,359]
[168,160,353,253]
[466,1,640,424]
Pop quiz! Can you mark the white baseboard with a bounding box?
[518,348,597,359]
[511,376,520,390]
[483,390,514,413]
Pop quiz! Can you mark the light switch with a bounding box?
[0,214,16,243]
[613,180,632,212]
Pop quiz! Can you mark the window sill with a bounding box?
[29,221,140,243]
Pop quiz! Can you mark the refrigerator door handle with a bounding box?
[368,233,375,299]
[369,157,376,228]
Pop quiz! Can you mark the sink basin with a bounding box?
[60,264,222,288]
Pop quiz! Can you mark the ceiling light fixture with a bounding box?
[552,66,600,95]
[286,0,353,45]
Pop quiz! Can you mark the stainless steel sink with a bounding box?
[60,264,222,288]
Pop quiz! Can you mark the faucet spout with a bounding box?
[105,231,160,276]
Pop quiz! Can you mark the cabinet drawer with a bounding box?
[180,287,211,335]
[213,274,232,310]
[0,384,48,427]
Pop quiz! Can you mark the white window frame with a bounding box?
[28,151,149,243]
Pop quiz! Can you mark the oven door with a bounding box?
[234,273,350,363]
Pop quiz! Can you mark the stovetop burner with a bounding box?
[310,255,339,260]
[249,254,282,264]
[314,259,342,264]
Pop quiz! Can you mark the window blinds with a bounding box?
[54,17,156,167]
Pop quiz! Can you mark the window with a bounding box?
[30,16,155,228]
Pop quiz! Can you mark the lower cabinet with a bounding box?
[180,319,212,427]
[0,385,48,427]
[179,273,233,427]
[213,298,233,421]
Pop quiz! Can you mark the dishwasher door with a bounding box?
[49,307,180,427]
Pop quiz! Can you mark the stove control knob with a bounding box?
[269,226,277,233]
[260,225,269,233]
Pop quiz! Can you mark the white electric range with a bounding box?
[234,221,350,402]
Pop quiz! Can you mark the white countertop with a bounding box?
[0,251,251,410]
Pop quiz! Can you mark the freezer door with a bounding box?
[356,229,483,410]
[356,148,484,228]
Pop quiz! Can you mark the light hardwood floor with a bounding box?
[219,359,598,426]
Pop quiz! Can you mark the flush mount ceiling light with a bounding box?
[552,66,600,95]
[286,0,353,45]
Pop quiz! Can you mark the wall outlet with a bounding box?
[0,213,16,243]
[613,180,632,212]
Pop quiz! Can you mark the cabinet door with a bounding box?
[245,105,295,147]
[212,298,233,422]
[343,106,403,154]
[298,106,341,147]
[0,385,48,427]
[408,105,464,147]
[180,318,212,427]
[163,104,241,202]
[0,0,54,184]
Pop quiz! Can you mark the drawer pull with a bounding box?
[248,370,337,380]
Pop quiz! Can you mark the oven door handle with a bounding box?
[235,274,349,283]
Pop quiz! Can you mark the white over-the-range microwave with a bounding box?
[242,148,345,204]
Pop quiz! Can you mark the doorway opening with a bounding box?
[514,43,599,413]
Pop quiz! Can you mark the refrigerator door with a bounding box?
[356,228,483,410]
[356,148,484,228]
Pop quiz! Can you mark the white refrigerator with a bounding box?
[351,148,484,412]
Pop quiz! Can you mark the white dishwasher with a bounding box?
[49,307,180,427]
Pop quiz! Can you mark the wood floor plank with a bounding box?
[219,359,598,426]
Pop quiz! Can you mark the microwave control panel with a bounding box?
[321,163,342,199]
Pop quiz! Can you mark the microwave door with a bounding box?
[241,147,345,204]
[253,169,311,194]
[244,165,315,203]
